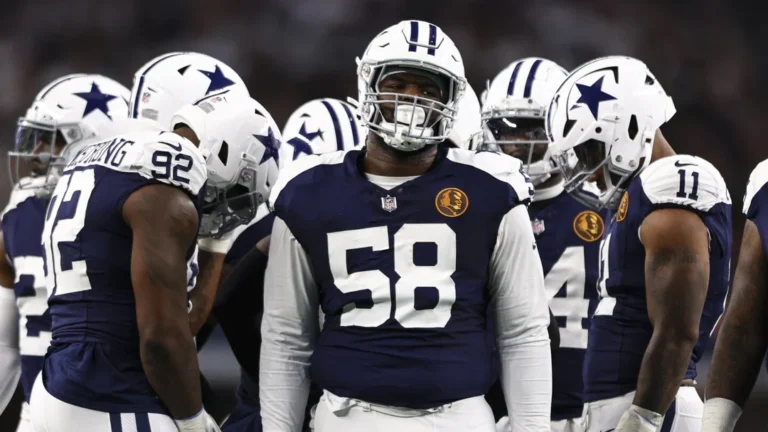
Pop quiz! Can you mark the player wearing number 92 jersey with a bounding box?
[546,56,732,432]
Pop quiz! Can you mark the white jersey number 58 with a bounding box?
[327,224,456,329]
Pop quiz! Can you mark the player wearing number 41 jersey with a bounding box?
[481,57,605,432]
[547,56,732,432]
[0,73,129,432]
[261,20,552,432]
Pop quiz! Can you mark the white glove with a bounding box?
[197,230,236,255]
[702,398,741,432]
[175,408,221,432]
[615,405,662,432]
[495,416,511,432]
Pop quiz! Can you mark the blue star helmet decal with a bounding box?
[286,120,325,160]
[198,65,236,95]
[254,127,280,165]
[286,135,312,160]
[74,82,118,119]
[575,76,616,119]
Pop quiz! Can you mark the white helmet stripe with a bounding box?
[340,102,360,146]
[130,52,185,118]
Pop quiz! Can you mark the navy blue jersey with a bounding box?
[529,191,606,420]
[1,180,51,401]
[268,146,534,408]
[40,125,206,414]
[584,155,732,402]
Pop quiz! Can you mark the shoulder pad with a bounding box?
[269,150,347,211]
[1,179,41,220]
[744,159,768,216]
[447,149,534,205]
[66,131,207,197]
[639,155,730,212]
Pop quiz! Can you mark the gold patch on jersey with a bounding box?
[617,191,629,222]
[435,187,469,218]
[573,210,605,242]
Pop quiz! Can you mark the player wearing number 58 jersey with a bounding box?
[0,74,129,432]
[260,20,552,432]
[546,56,732,432]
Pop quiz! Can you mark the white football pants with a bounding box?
[29,374,177,432]
[16,402,33,432]
[495,414,587,432]
[311,390,497,432]
[585,387,703,432]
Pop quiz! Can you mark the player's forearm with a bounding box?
[140,327,203,419]
[707,294,768,406]
[0,286,20,413]
[189,250,225,336]
[633,329,697,414]
[259,331,312,431]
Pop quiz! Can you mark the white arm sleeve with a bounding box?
[0,286,20,414]
[259,216,319,432]
[489,205,552,431]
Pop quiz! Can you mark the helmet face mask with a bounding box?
[480,58,568,186]
[172,93,280,238]
[356,21,467,152]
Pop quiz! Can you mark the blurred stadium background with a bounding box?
[0,0,765,430]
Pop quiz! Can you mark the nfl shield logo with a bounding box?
[532,218,546,235]
[381,195,397,212]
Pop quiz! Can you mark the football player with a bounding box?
[279,98,365,169]
[0,74,129,432]
[260,20,552,432]
[701,160,768,431]
[483,57,604,432]
[546,56,732,432]
[28,61,277,431]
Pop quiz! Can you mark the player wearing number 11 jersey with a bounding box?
[546,56,731,432]
[260,20,552,432]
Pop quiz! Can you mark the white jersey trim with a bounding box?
[639,154,730,212]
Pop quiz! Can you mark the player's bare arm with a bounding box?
[189,250,225,336]
[635,208,710,414]
[123,183,202,419]
[707,219,768,405]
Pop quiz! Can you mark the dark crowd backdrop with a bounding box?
[0,0,766,430]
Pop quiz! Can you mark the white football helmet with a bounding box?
[129,52,249,128]
[356,20,467,152]
[170,93,281,237]
[9,74,129,196]
[546,56,676,209]
[449,82,481,150]
[481,58,567,185]
[280,98,364,168]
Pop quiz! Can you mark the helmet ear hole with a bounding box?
[563,119,576,137]
[218,140,229,165]
[628,115,639,140]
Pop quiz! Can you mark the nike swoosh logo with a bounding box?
[674,160,697,167]
[158,141,182,151]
